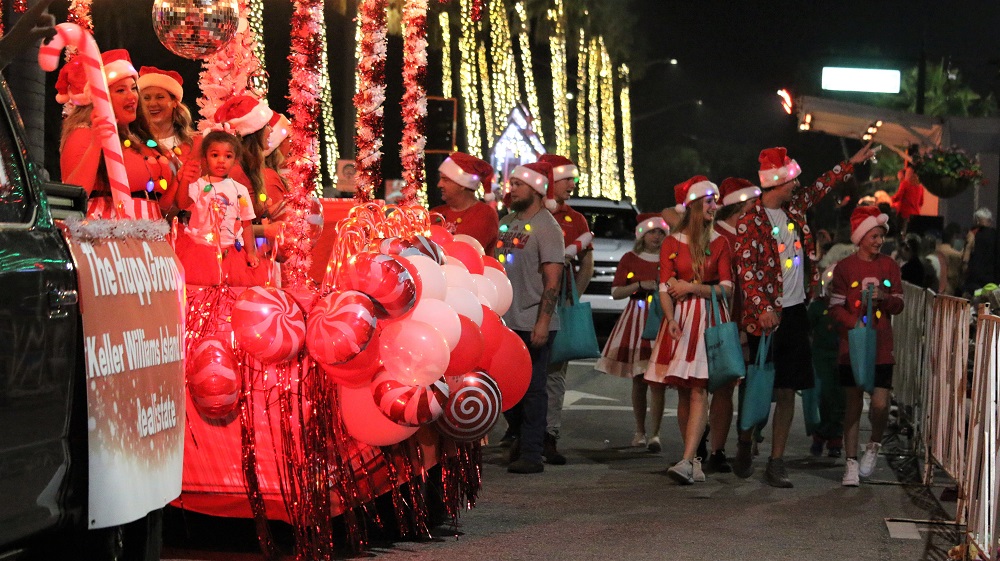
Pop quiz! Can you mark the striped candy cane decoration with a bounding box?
[39,23,134,219]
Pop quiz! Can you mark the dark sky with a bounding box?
[629,0,1000,211]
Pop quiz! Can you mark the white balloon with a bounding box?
[400,254,447,301]
[472,274,500,310]
[409,298,462,351]
[442,263,478,293]
[452,234,486,256]
[444,287,484,326]
[482,267,513,316]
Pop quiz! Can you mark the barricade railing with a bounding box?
[892,282,933,443]
[964,312,1000,560]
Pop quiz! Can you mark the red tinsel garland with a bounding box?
[353,0,387,203]
[399,0,428,205]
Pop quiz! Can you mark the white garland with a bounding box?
[64,218,171,242]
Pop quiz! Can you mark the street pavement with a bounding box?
[164,359,961,561]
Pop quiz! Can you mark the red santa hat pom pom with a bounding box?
[439,152,494,192]
[849,204,889,245]
[264,112,291,156]
[213,95,274,138]
[758,147,802,188]
[538,154,579,183]
[101,49,139,86]
[137,66,184,100]
[673,175,717,213]
[635,212,669,239]
[55,58,91,106]
[719,177,762,206]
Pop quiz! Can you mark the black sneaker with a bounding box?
[707,450,732,473]
[507,458,544,474]
[733,440,754,479]
[543,433,567,465]
[764,457,793,488]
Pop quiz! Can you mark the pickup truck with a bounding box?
[0,75,185,560]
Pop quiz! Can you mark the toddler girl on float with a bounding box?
[828,205,904,486]
[175,130,261,286]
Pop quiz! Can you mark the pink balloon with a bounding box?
[398,254,446,301]
[409,298,461,350]
[452,234,486,256]
[379,319,450,386]
[188,335,241,419]
[339,385,418,446]
[443,240,485,275]
[489,327,532,411]
[427,225,454,247]
[471,274,499,310]
[482,267,512,316]
[441,263,477,293]
[444,315,484,377]
[320,328,382,388]
[444,287,484,326]
[371,370,449,426]
[306,290,377,365]
[231,286,306,364]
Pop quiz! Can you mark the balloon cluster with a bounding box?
[186,218,533,446]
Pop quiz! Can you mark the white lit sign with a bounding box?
[821,67,901,94]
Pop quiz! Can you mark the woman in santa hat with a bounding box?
[59,49,182,219]
[644,176,733,485]
[828,205,903,486]
[595,214,669,452]
[138,66,199,169]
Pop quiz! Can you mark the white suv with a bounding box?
[568,197,640,319]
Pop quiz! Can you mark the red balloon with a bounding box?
[427,224,454,247]
[371,370,449,427]
[443,240,485,275]
[321,328,382,387]
[481,255,505,273]
[339,252,417,319]
[306,290,377,365]
[476,306,506,370]
[445,315,484,377]
[488,328,531,411]
[231,286,306,364]
[188,335,240,419]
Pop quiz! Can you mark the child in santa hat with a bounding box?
[828,205,904,486]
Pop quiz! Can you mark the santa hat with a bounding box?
[264,112,291,156]
[510,161,558,210]
[758,147,802,188]
[55,58,91,106]
[213,95,273,137]
[719,177,762,206]
[672,175,718,213]
[137,66,184,100]
[438,152,494,193]
[101,49,139,86]
[635,212,669,239]
[537,153,579,182]
[850,204,889,245]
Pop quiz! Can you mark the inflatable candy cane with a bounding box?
[39,23,134,219]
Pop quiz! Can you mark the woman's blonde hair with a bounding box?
[239,127,269,218]
[677,198,713,282]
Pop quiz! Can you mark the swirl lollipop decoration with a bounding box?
[437,370,502,442]
[231,287,306,364]
[370,370,449,427]
[306,290,377,365]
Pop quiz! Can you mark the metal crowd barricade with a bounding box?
[964,313,1000,560]
[922,295,972,518]
[892,282,932,441]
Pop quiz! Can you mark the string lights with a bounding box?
[488,0,518,139]
[247,0,268,95]
[599,37,619,199]
[318,3,339,190]
[513,2,542,144]
[546,0,569,156]
[477,42,494,147]
[439,11,452,98]
[458,0,482,156]
[197,1,267,130]
[586,35,600,197]
[619,64,636,201]
[575,27,590,196]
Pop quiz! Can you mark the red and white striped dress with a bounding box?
[595,250,659,378]
[644,232,733,388]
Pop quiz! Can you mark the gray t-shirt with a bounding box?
[498,208,564,332]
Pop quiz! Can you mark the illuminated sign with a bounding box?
[821,67,901,94]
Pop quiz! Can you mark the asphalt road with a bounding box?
[163,359,961,561]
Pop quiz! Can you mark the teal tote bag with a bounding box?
[705,285,746,392]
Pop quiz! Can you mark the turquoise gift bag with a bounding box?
[848,286,877,394]
[738,334,774,432]
[705,285,746,392]
[550,273,602,364]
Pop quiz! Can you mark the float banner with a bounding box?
[66,232,186,529]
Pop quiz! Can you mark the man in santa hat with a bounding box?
[537,154,594,466]
[732,142,874,487]
[497,161,565,474]
[432,152,500,257]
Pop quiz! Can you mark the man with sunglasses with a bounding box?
[536,154,594,466]
[732,143,874,487]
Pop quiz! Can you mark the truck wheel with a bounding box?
[86,508,163,561]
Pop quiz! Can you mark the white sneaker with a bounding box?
[631,432,647,447]
[647,435,662,453]
[692,457,706,482]
[842,458,860,487]
[667,459,694,485]
[859,442,881,478]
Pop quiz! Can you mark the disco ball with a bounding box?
[152,0,239,60]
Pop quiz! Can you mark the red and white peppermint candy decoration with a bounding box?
[437,370,502,442]
[339,252,417,319]
[231,286,306,364]
[370,370,450,427]
[306,290,377,365]
[407,234,447,264]
[368,236,422,259]
[187,335,241,419]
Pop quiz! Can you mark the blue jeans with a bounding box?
[502,330,555,464]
